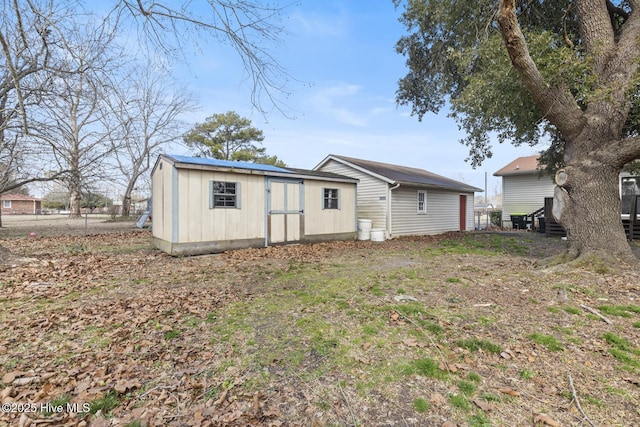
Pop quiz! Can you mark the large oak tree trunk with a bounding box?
[553,159,635,264]
[69,185,82,218]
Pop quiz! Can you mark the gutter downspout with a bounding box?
[387,182,400,238]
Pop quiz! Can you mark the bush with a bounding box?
[490,210,502,226]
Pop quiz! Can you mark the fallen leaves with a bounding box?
[1,230,639,426]
[534,413,561,426]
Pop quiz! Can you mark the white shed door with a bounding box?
[267,179,303,244]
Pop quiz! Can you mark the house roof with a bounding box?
[166,154,291,174]
[0,193,40,201]
[315,154,482,193]
[493,155,541,176]
[158,154,358,184]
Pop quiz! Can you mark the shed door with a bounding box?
[267,178,303,244]
[459,195,467,231]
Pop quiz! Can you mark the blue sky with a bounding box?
[171,1,543,198]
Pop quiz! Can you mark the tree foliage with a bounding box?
[183,111,285,166]
[395,0,640,263]
[394,0,634,166]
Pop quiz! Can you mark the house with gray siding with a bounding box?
[314,155,481,238]
[493,156,555,227]
[495,155,640,228]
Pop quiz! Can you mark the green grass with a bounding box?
[520,369,535,380]
[402,357,448,379]
[458,380,477,395]
[455,338,502,354]
[449,394,471,410]
[87,390,120,416]
[529,333,564,351]
[563,306,582,315]
[413,397,429,413]
[604,332,640,370]
[163,330,180,340]
[597,305,640,318]
[468,413,492,427]
[467,372,482,382]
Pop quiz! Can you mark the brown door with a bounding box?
[459,195,467,231]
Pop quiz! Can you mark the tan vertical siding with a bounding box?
[151,158,174,242]
[317,159,389,230]
[177,170,265,243]
[304,180,356,235]
[501,174,555,222]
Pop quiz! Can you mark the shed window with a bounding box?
[2,200,10,208]
[417,190,427,214]
[323,188,340,209]
[210,181,240,208]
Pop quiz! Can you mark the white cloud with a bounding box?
[288,9,347,37]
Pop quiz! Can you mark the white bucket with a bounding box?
[370,229,385,242]
[358,219,372,232]
[357,230,371,241]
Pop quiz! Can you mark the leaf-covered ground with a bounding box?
[0,221,639,426]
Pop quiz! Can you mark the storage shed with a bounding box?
[314,154,481,238]
[151,154,358,255]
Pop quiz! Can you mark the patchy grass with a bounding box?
[455,338,502,354]
[529,333,564,352]
[0,230,639,426]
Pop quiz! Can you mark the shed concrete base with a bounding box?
[153,237,266,256]
[153,231,357,256]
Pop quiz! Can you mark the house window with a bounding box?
[323,188,340,209]
[210,181,239,208]
[621,176,640,214]
[417,190,427,214]
[2,200,10,209]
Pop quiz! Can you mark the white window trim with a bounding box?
[417,190,427,214]
[322,188,340,210]
[2,200,10,209]
[209,180,241,209]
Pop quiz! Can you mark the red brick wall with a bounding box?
[1,199,41,214]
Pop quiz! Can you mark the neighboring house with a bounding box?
[493,156,555,227]
[494,155,640,228]
[0,193,42,215]
[313,154,481,238]
[151,154,358,256]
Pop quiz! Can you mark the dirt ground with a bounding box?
[0,214,145,238]
[0,220,639,426]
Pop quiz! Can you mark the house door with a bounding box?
[267,178,304,244]
[459,195,467,231]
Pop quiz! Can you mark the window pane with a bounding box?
[212,181,237,208]
[323,188,339,209]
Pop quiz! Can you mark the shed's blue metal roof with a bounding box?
[166,154,291,173]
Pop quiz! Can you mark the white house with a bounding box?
[493,155,555,227]
[152,155,358,255]
[494,155,640,229]
[314,154,481,238]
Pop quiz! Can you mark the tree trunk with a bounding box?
[553,160,636,264]
[121,196,131,217]
[69,185,82,218]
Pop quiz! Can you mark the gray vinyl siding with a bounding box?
[501,174,555,222]
[316,159,389,230]
[391,187,467,236]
